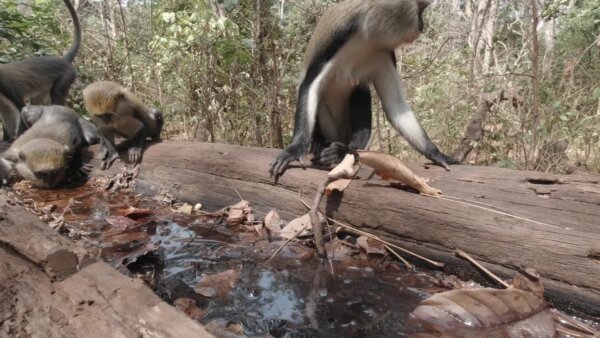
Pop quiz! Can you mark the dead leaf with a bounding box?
[358,151,442,197]
[173,297,205,321]
[407,288,555,337]
[264,209,286,234]
[105,215,139,229]
[325,178,353,196]
[204,319,246,338]
[226,200,251,226]
[115,206,153,219]
[325,238,353,261]
[356,236,386,255]
[194,269,240,298]
[176,203,194,215]
[328,153,357,178]
[278,213,313,240]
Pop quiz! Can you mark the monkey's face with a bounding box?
[18,141,68,188]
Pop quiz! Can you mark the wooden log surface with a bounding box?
[0,189,213,337]
[93,141,600,315]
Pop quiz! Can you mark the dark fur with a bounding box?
[0,0,81,140]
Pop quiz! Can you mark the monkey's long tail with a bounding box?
[62,0,81,63]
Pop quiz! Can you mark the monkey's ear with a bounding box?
[18,151,26,162]
[417,0,430,12]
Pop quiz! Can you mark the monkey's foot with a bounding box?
[269,144,304,179]
[312,142,352,167]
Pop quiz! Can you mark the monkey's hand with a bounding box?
[428,150,459,171]
[269,144,305,179]
[312,142,353,167]
[100,150,120,170]
[128,146,142,164]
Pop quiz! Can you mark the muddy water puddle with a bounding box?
[13,181,600,338]
[13,181,451,337]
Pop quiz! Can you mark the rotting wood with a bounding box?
[90,141,600,316]
[0,189,214,337]
[0,192,93,280]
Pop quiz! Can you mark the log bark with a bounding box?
[93,141,600,316]
[0,190,213,337]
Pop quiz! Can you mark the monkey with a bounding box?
[0,0,81,141]
[269,0,457,178]
[82,81,164,169]
[0,105,98,188]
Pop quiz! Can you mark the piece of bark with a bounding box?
[90,141,600,316]
[0,193,93,280]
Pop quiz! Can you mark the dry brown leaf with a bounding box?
[325,238,353,261]
[356,236,386,255]
[328,153,357,178]
[226,200,251,226]
[194,269,240,298]
[325,178,353,196]
[358,151,442,197]
[204,319,246,338]
[279,213,313,239]
[176,203,194,215]
[115,206,153,219]
[173,297,206,321]
[264,209,286,234]
[407,288,555,337]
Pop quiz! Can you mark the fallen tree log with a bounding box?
[92,141,600,316]
[0,189,213,337]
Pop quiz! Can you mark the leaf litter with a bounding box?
[8,171,599,338]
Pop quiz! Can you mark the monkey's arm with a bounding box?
[373,57,455,169]
[78,117,101,145]
[0,94,25,140]
[269,63,333,178]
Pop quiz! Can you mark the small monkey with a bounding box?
[269,0,457,178]
[83,81,164,169]
[0,0,81,140]
[0,105,97,188]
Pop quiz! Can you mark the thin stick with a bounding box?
[551,309,598,336]
[263,223,309,266]
[442,195,561,229]
[384,244,414,269]
[455,249,510,288]
[233,188,244,202]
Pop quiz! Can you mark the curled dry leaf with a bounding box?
[264,209,286,234]
[226,200,252,226]
[328,153,357,178]
[176,203,194,215]
[278,213,314,240]
[116,206,153,219]
[358,151,442,197]
[325,178,353,196]
[356,236,386,255]
[194,269,240,298]
[407,288,555,338]
[173,297,206,321]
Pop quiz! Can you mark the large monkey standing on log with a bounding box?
[83,81,164,169]
[0,0,81,141]
[269,0,457,178]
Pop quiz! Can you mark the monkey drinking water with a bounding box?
[0,0,81,140]
[0,105,98,188]
[269,0,457,178]
[82,81,164,169]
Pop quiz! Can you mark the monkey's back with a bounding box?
[12,106,83,152]
[83,81,128,114]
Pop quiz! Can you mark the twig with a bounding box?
[384,244,414,269]
[233,188,244,202]
[551,309,599,336]
[263,223,310,266]
[455,249,510,288]
[442,195,562,229]
[301,198,444,269]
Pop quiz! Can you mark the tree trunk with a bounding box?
[91,141,600,316]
